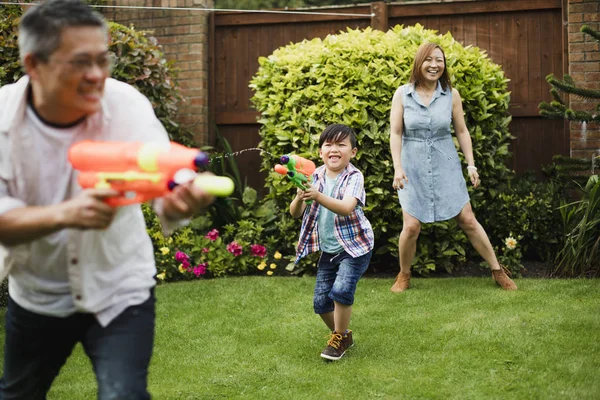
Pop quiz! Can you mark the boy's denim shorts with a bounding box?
[313,250,372,314]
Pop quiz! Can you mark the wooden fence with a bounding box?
[210,0,567,189]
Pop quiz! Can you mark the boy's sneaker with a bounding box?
[342,329,354,349]
[321,332,348,361]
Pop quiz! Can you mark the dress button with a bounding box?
[75,295,82,301]
[71,258,78,265]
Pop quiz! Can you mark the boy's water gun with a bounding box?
[68,141,235,207]
[274,154,316,204]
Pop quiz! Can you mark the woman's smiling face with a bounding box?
[420,47,445,84]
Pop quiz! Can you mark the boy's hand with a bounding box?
[300,183,320,202]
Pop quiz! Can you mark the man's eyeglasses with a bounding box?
[49,52,117,74]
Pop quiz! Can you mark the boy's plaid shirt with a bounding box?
[295,163,374,263]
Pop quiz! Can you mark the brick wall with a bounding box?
[102,0,213,145]
[568,0,600,162]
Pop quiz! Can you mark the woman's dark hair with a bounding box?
[409,42,452,91]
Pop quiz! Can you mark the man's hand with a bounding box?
[56,188,119,229]
[162,173,216,220]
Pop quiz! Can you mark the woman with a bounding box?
[389,42,516,292]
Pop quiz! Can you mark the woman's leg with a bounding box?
[398,211,421,273]
[455,203,517,290]
[455,203,501,269]
[391,211,421,292]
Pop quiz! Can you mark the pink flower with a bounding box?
[193,263,207,277]
[226,241,243,257]
[202,248,210,253]
[205,229,219,241]
[175,251,189,263]
[250,244,267,257]
[182,260,191,271]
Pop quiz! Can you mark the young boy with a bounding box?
[290,124,374,361]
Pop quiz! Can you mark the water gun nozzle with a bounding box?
[194,152,209,168]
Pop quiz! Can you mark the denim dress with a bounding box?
[396,82,469,223]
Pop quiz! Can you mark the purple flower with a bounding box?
[175,251,189,263]
[226,241,243,257]
[193,263,207,277]
[250,244,267,257]
[205,229,219,241]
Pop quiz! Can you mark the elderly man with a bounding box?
[0,1,213,398]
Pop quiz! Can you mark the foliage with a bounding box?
[492,235,524,277]
[195,128,317,277]
[386,221,468,276]
[0,4,24,87]
[539,25,600,277]
[479,173,564,266]
[200,126,247,229]
[543,154,600,189]
[0,278,7,309]
[553,175,600,277]
[251,24,513,274]
[539,25,600,123]
[142,183,301,282]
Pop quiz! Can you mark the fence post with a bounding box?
[370,1,388,32]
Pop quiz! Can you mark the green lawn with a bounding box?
[1,276,599,399]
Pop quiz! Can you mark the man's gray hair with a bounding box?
[19,0,107,63]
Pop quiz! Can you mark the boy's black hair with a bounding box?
[318,124,357,148]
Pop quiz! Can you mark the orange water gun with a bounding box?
[68,141,235,207]
[274,154,316,204]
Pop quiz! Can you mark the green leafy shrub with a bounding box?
[0,278,7,308]
[250,24,513,274]
[494,235,524,276]
[0,4,24,86]
[480,174,564,265]
[554,175,600,277]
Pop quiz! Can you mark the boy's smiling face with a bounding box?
[319,136,357,175]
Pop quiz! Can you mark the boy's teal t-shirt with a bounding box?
[318,174,344,254]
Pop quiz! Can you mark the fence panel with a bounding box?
[211,0,566,190]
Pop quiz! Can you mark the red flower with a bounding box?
[250,244,267,257]
[193,263,207,277]
[205,229,219,241]
[175,251,189,263]
[226,241,243,257]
